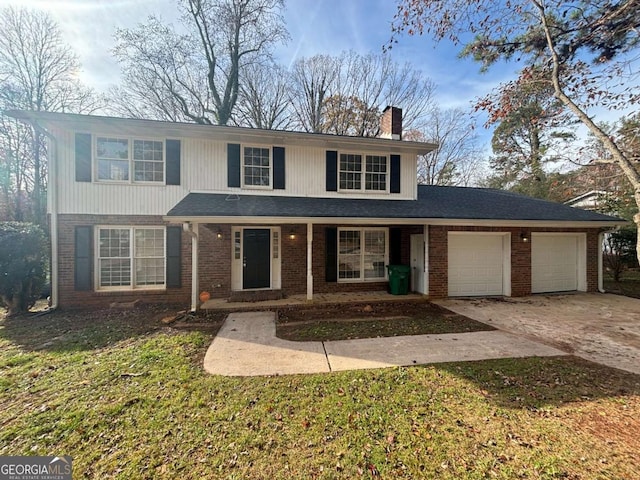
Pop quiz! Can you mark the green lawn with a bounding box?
[1,307,639,479]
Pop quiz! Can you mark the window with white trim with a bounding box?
[97,227,165,289]
[339,153,387,191]
[338,228,387,281]
[243,146,271,187]
[96,137,164,183]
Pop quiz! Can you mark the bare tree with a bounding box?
[0,7,102,225]
[234,63,292,129]
[406,108,483,186]
[112,0,288,125]
[289,54,340,133]
[290,51,436,136]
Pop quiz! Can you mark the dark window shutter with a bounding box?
[166,226,182,288]
[74,226,92,291]
[325,227,338,282]
[390,154,401,193]
[273,146,285,189]
[227,143,241,188]
[326,150,338,192]
[75,133,92,182]
[389,228,402,265]
[166,139,181,185]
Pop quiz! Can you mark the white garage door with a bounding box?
[531,234,579,293]
[448,234,507,296]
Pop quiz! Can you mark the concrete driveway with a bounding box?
[435,293,640,375]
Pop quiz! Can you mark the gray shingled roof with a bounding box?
[166,185,623,223]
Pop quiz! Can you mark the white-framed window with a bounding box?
[339,153,362,190]
[365,155,387,191]
[338,228,388,281]
[243,146,271,187]
[96,137,165,183]
[339,153,387,192]
[97,226,165,290]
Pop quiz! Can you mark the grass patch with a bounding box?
[604,269,640,299]
[1,306,639,479]
[277,301,494,341]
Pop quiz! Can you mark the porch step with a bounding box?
[228,290,285,303]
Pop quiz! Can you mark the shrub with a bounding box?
[0,222,47,316]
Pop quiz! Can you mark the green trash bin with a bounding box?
[387,265,411,295]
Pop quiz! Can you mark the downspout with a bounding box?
[598,230,605,293]
[183,222,199,312]
[32,123,59,311]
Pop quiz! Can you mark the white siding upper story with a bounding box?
[44,116,434,216]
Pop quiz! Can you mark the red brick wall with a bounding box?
[197,224,231,299]
[428,226,448,298]
[586,229,600,292]
[511,228,532,297]
[57,214,191,309]
[281,224,308,294]
[55,217,603,307]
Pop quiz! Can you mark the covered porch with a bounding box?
[179,220,429,312]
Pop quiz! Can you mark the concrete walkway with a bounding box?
[203,311,566,376]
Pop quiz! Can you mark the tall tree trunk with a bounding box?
[533,0,640,265]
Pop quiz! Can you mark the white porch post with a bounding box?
[306,222,313,300]
[183,223,199,312]
[423,224,429,296]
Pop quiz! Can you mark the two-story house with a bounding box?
[9,107,623,311]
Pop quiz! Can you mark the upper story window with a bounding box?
[96,137,164,183]
[243,146,271,187]
[365,155,387,191]
[339,153,387,192]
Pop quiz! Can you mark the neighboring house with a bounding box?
[9,107,624,311]
[565,190,608,211]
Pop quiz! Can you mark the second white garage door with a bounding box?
[531,234,585,293]
[448,233,509,296]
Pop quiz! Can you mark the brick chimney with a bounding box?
[379,106,402,140]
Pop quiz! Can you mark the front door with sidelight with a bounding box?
[243,229,271,289]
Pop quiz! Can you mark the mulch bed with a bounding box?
[276,300,495,341]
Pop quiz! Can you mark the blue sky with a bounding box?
[1,0,635,157]
[0,0,515,119]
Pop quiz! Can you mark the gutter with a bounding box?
[598,230,605,293]
[163,215,625,229]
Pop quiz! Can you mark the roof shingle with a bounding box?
[166,185,623,223]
